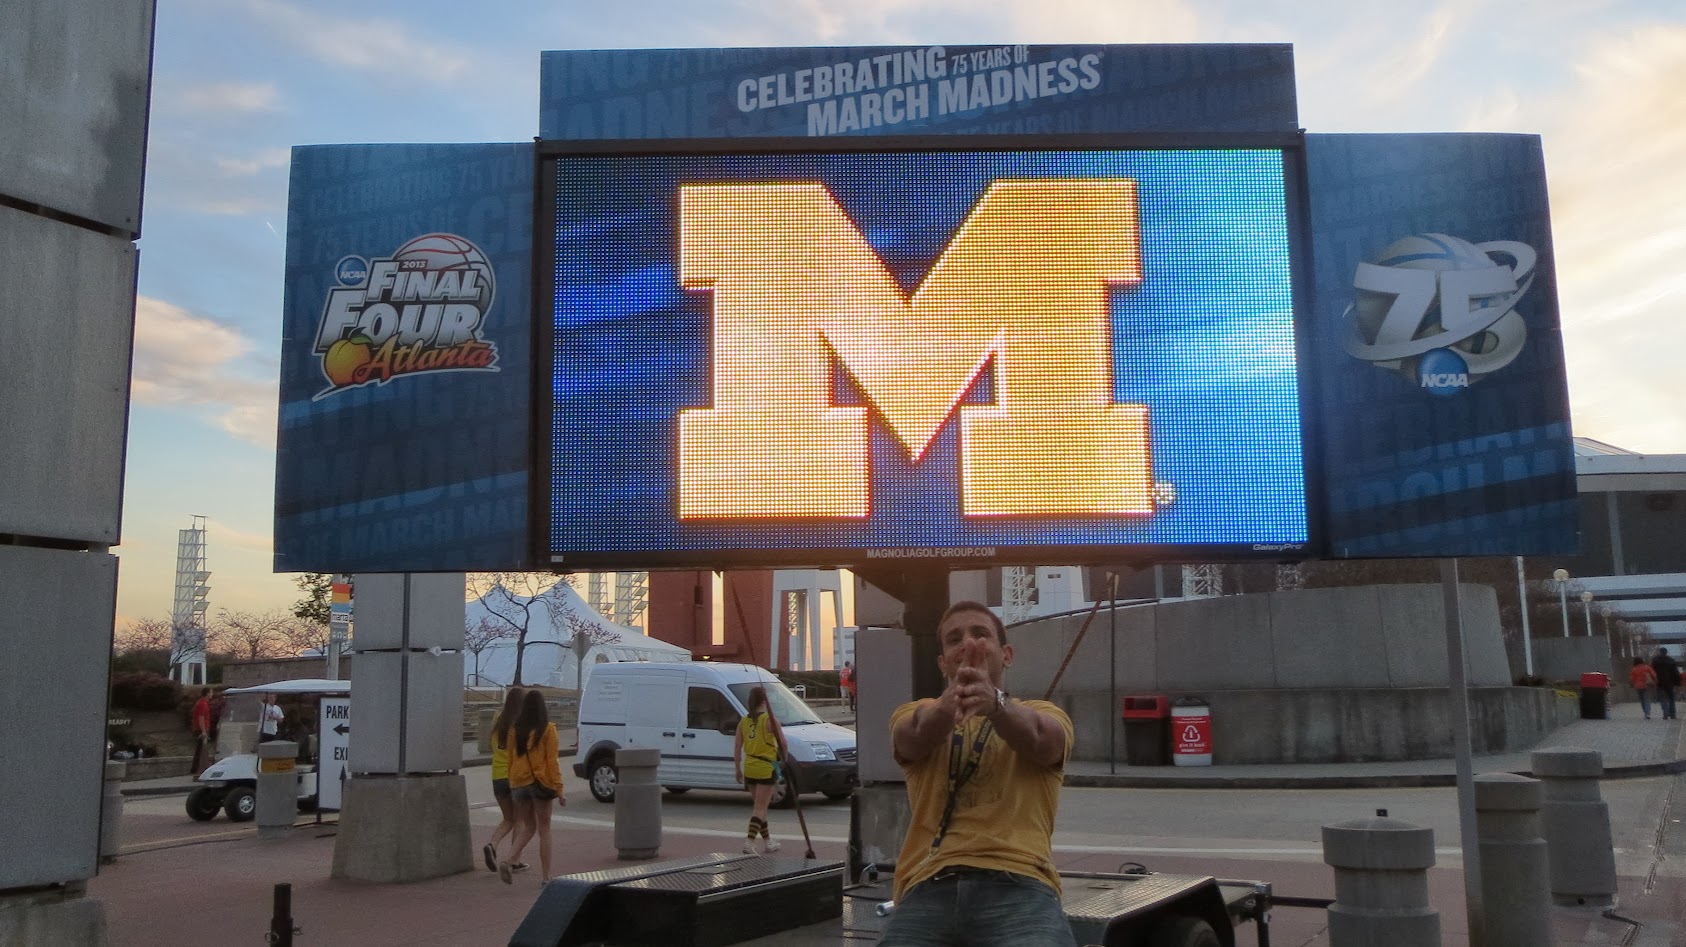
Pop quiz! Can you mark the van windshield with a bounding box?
[728,681,821,726]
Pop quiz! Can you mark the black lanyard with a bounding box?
[932,719,993,849]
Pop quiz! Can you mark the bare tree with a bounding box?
[467,573,576,685]
[561,608,627,689]
[278,615,332,657]
[210,609,292,661]
[463,616,516,686]
[291,572,334,626]
[115,617,175,654]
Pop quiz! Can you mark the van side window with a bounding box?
[687,688,737,731]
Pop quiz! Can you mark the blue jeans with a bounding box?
[1638,687,1653,718]
[880,868,1077,947]
[1661,687,1678,720]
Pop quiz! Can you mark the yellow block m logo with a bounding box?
[678,179,1153,520]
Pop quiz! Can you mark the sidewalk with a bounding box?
[1067,698,1686,789]
[125,700,1685,797]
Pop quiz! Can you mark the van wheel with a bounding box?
[223,786,257,822]
[663,786,690,794]
[588,756,618,803]
[770,766,797,809]
[1148,916,1220,947]
[185,787,223,821]
[823,790,852,802]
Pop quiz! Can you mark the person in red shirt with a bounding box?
[1629,659,1658,720]
[189,689,213,775]
[840,661,857,714]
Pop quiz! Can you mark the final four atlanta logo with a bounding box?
[1343,233,1536,397]
[311,233,501,399]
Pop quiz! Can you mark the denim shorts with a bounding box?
[491,778,510,799]
[512,783,558,802]
[880,867,1076,947]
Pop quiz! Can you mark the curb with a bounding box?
[121,748,583,798]
[1063,757,1686,790]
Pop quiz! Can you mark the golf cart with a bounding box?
[184,678,349,822]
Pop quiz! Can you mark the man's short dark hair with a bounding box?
[939,600,1007,645]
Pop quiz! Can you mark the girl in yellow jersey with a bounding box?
[481,686,524,873]
[733,686,788,854]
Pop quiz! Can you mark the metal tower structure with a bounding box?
[613,571,648,627]
[171,515,211,685]
[1181,563,1224,598]
[1002,566,1034,624]
[587,573,612,620]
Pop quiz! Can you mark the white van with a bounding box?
[573,662,856,807]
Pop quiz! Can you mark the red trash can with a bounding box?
[1579,672,1609,720]
[1171,696,1212,766]
[1121,695,1169,766]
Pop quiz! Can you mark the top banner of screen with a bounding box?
[537,44,1299,139]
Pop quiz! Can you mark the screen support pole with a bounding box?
[1441,558,1486,945]
[854,563,951,700]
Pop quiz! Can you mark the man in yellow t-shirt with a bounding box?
[883,601,1076,947]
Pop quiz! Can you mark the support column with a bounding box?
[332,573,472,883]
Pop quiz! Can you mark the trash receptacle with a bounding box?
[1171,696,1213,766]
[1121,695,1169,766]
[1579,672,1609,720]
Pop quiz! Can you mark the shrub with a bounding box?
[109,671,183,711]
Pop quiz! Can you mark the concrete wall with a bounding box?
[999,584,1550,764]
[1007,584,1512,698]
[1527,635,1618,684]
[1053,685,1573,764]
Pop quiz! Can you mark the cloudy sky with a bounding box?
[116,0,1686,625]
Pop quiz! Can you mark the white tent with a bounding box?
[463,580,690,689]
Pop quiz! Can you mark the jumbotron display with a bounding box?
[539,142,1310,566]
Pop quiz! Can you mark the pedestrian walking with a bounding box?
[733,685,788,854]
[257,693,285,743]
[189,688,213,775]
[882,601,1077,947]
[1629,658,1658,720]
[1652,648,1681,721]
[481,686,525,873]
[840,661,857,714]
[502,689,564,884]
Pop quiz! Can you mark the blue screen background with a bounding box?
[549,149,1307,557]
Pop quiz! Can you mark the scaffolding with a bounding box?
[613,572,648,628]
[1181,564,1224,598]
[171,515,211,685]
[1002,566,1034,624]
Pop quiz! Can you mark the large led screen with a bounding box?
[540,142,1310,567]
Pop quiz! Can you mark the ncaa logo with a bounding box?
[1343,233,1535,397]
[335,256,369,286]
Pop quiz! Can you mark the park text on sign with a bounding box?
[677,180,1151,520]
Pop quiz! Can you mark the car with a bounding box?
[573,662,856,807]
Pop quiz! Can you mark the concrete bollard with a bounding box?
[614,747,661,860]
[256,740,299,840]
[1531,748,1618,907]
[100,760,126,864]
[1474,773,1552,945]
[1322,812,1440,946]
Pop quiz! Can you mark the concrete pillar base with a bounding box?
[331,774,472,883]
[0,890,106,947]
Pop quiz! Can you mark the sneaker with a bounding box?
[483,843,497,873]
[510,862,530,873]
[497,860,512,885]
[742,840,759,854]
[763,838,781,853]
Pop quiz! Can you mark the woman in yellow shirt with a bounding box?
[501,689,565,884]
[481,686,524,873]
[733,686,787,854]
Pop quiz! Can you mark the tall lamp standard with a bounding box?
[1580,591,1595,637]
[1553,568,1571,638]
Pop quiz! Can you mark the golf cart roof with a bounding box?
[224,679,351,696]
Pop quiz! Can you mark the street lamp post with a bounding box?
[1553,568,1571,638]
[1580,591,1595,637]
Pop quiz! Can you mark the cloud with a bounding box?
[208,517,275,555]
[178,81,281,114]
[215,148,292,177]
[132,296,279,448]
[1526,24,1686,452]
[241,0,473,84]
